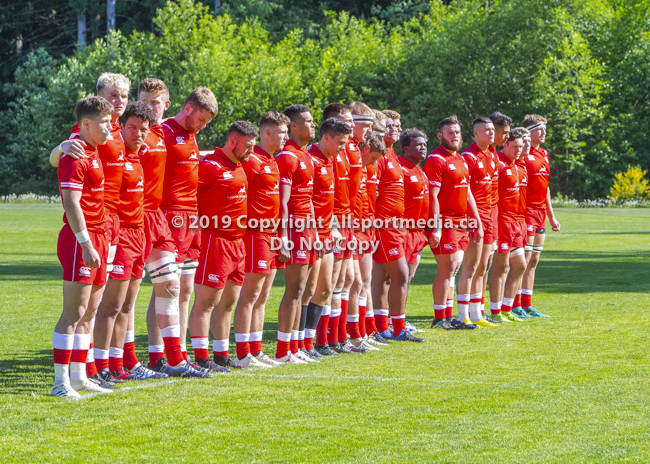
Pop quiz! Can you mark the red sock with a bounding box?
[148,345,165,367]
[502,297,514,313]
[481,296,485,315]
[191,336,210,360]
[338,294,349,342]
[346,315,361,340]
[235,333,250,359]
[374,309,390,332]
[358,300,367,338]
[328,310,340,344]
[304,335,314,350]
[86,343,98,377]
[365,309,378,334]
[298,337,305,350]
[108,355,123,372]
[212,338,229,358]
[276,339,290,359]
[521,291,532,308]
[446,299,453,319]
[391,314,406,336]
[434,304,445,319]
[514,293,521,308]
[316,308,330,346]
[290,338,299,354]
[95,357,109,371]
[123,341,138,370]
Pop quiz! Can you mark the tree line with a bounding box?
[1,0,648,199]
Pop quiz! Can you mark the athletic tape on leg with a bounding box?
[532,245,544,253]
[155,297,179,316]
[510,248,525,257]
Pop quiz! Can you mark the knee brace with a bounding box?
[532,245,544,253]
[179,259,198,275]
[145,257,178,283]
[510,248,525,257]
[524,244,533,253]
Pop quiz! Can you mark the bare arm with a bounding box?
[429,185,441,248]
[50,140,87,167]
[278,184,291,261]
[466,189,484,241]
[546,188,560,231]
[61,189,101,268]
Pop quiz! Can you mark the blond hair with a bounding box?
[96,72,130,94]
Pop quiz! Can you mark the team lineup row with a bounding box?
[48,73,559,398]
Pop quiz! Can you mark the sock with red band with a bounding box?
[358,297,367,338]
[374,309,390,333]
[249,331,263,356]
[275,331,291,359]
[338,293,349,342]
[316,305,330,346]
[191,336,209,361]
[235,333,250,359]
[212,338,229,358]
[521,289,533,308]
[52,332,73,381]
[391,314,406,336]
[123,330,138,370]
[501,297,514,313]
[161,325,184,367]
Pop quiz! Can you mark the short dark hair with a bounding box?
[322,103,351,121]
[472,117,493,129]
[319,117,353,139]
[490,111,512,127]
[283,104,311,124]
[506,128,525,143]
[184,87,218,116]
[227,121,259,140]
[358,132,386,155]
[118,101,156,126]
[438,115,461,132]
[138,78,169,101]
[75,96,113,124]
[259,111,290,129]
[400,128,428,149]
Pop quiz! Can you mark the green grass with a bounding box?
[1,204,649,463]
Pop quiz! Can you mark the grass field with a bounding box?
[1,205,649,463]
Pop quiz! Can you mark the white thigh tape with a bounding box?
[510,248,525,257]
[155,297,179,316]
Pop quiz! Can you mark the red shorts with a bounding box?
[430,227,469,255]
[195,231,245,289]
[518,220,528,243]
[272,256,286,270]
[244,230,278,275]
[478,209,495,245]
[526,206,547,236]
[333,228,354,260]
[57,224,108,285]
[373,227,407,264]
[352,228,375,260]
[404,229,427,265]
[110,227,145,280]
[497,220,526,253]
[287,227,317,265]
[143,209,176,261]
[105,213,120,246]
[163,210,201,264]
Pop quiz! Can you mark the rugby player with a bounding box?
[232,112,289,367]
[52,96,114,397]
[462,117,498,327]
[274,105,317,363]
[520,115,560,317]
[189,121,258,371]
[301,118,353,358]
[427,116,483,330]
[488,128,527,322]
[49,73,130,384]
[372,123,424,342]
[160,87,218,362]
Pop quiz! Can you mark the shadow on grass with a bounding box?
[0,350,53,395]
[0,262,61,281]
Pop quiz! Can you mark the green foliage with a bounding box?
[0,0,649,198]
[609,166,650,203]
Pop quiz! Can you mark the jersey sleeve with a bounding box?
[242,155,261,184]
[68,124,81,140]
[58,155,86,191]
[424,155,445,188]
[461,152,478,179]
[276,152,298,186]
[198,158,219,192]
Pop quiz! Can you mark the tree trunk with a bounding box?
[78,11,87,49]
[107,0,116,32]
[215,0,221,14]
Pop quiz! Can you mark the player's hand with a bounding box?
[81,242,101,268]
[550,217,561,231]
[331,228,342,240]
[278,236,290,262]
[474,223,484,242]
[428,230,441,249]
[61,140,87,159]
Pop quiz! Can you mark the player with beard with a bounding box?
[520,115,560,317]
[274,105,317,364]
[462,117,498,327]
[427,116,483,330]
[300,118,354,359]
[488,128,527,322]
[231,112,289,367]
[189,122,258,371]
[51,96,114,397]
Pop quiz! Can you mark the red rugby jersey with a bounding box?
[461,142,492,214]
[58,142,105,234]
[346,139,363,221]
[516,158,528,220]
[276,140,314,219]
[488,145,499,206]
[197,148,248,240]
[424,145,469,225]
[399,157,429,229]
[242,145,280,232]
[309,145,335,235]
[525,146,550,209]
[70,122,123,215]
[364,162,379,220]
[332,149,351,221]
[497,152,520,222]
[118,148,145,228]
[160,118,200,213]
[375,149,405,220]
[140,125,167,212]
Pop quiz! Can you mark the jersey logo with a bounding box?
[330,182,335,190]
[112,265,124,275]
[257,260,268,270]
[92,160,100,169]
[478,161,484,168]
[307,179,314,186]
[506,169,512,176]
[528,155,535,161]
[387,162,394,169]
[410,175,418,182]
[156,139,165,148]
[444,243,453,250]
[238,187,246,194]
[297,250,307,259]
[389,247,399,256]
[264,166,272,174]
[501,243,509,250]
[449,164,456,170]
[189,152,198,161]
[208,274,220,283]
[176,136,185,144]
[321,167,328,175]
[273,183,280,191]
[136,178,144,188]
[539,166,547,173]
[223,171,233,179]
[79,266,92,277]
[491,161,496,169]
[420,187,426,195]
[117,153,124,161]
[125,162,134,171]
[460,177,468,184]
[300,162,307,169]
